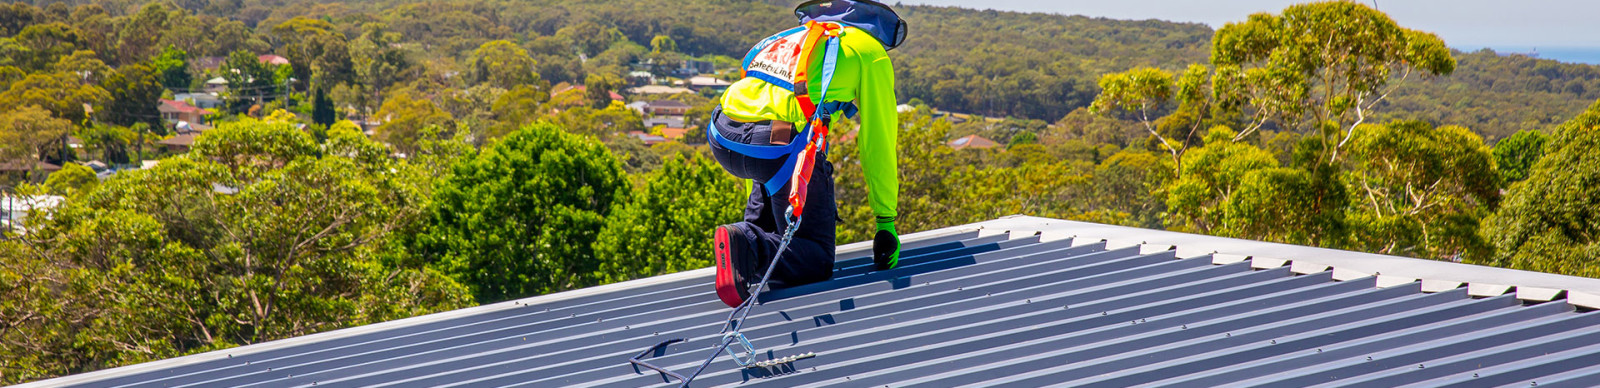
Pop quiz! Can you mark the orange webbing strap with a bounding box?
[786,21,841,216]
[791,21,839,128]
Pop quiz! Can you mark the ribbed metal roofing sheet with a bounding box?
[26,217,1600,387]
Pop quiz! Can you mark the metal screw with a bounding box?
[1419,364,1425,369]
[1181,325,1187,329]
[1367,356,1373,361]
[1271,340,1276,344]
[1226,333,1231,337]
[1026,299,1031,304]
[1317,348,1322,353]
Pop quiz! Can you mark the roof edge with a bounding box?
[16,224,987,388]
[973,215,1600,309]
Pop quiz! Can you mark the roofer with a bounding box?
[709,0,906,308]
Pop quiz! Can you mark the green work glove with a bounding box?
[873,220,900,270]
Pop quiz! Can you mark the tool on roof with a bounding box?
[628,19,845,388]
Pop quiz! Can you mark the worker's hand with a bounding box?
[873,220,900,270]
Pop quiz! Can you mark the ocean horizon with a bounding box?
[1468,46,1600,65]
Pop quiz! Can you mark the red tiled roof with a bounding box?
[258,54,290,65]
[159,99,213,115]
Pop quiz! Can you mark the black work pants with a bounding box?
[708,107,836,289]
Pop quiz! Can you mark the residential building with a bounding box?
[644,100,691,116]
[685,75,731,91]
[257,54,291,66]
[158,99,213,125]
[948,134,1000,150]
[174,93,224,110]
[204,77,229,94]
[626,85,695,95]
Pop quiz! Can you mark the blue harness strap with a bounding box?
[711,35,850,195]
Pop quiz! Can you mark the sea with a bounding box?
[1476,46,1600,65]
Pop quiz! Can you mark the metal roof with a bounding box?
[25,216,1600,387]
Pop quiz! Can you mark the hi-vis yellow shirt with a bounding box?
[720,26,899,223]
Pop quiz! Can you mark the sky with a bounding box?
[902,0,1600,63]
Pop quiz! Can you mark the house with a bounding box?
[174,93,224,110]
[1,194,63,232]
[0,161,61,182]
[659,126,688,140]
[643,116,685,129]
[948,134,1000,150]
[627,130,668,145]
[644,100,691,116]
[204,77,229,94]
[673,59,714,77]
[158,99,213,125]
[626,70,655,85]
[685,75,731,91]
[28,215,1600,387]
[157,133,200,153]
[258,54,291,66]
[624,101,650,114]
[626,85,695,95]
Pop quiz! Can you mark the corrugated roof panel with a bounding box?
[25,218,1600,388]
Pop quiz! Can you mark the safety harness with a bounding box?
[633,21,848,387]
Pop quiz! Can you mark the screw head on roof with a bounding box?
[1419,364,1425,369]
[1226,333,1231,337]
[1317,348,1322,353]
[1474,373,1479,378]
[1181,325,1187,329]
[1367,356,1373,361]
[1026,299,1031,304]
[1271,340,1276,344]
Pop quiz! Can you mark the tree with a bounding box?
[373,89,452,155]
[150,45,191,90]
[468,40,542,90]
[1211,1,1455,163]
[0,70,108,126]
[1,119,472,383]
[1164,126,1281,234]
[593,154,742,283]
[10,23,86,71]
[116,3,171,64]
[1342,121,1499,259]
[271,17,353,90]
[650,35,678,54]
[42,162,95,197]
[1492,129,1549,184]
[415,122,628,303]
[312,86,336,127]
[1476,100,1600,277]
[0,106,72,179]
[221,49,278,114]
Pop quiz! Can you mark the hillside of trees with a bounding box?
[3,0,1600,384]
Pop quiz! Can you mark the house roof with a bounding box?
[949,134,1000,150]
[628,85,695,95]
[157,99,213,115]
[157,133,200,147]
[21,216,1600,387]
[647,99,691,109]
[258,54,291,65]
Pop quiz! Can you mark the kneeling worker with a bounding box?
[708,0,907,308]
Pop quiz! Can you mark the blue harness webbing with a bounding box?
[710,35,854,195]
